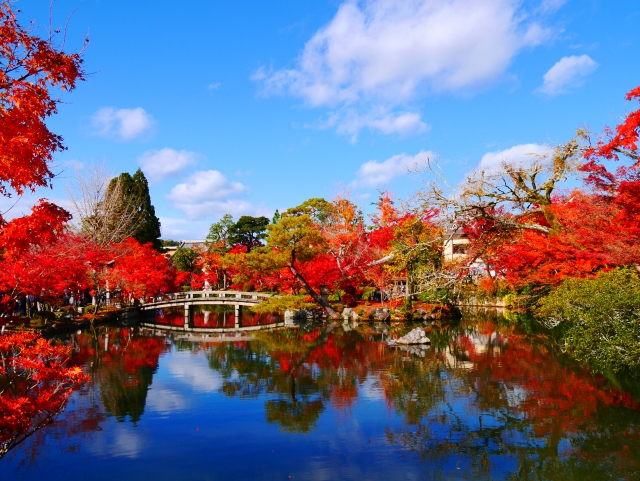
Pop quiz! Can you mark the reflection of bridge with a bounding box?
[140,290,273,329]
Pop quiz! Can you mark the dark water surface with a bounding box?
[2,311,640,480]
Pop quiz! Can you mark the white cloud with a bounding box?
[256,0,554,138]
[87,424,143,459]
[159,217,210,240]
[166,170,270,220]
[179,199,271,220]
[324,109,429,142]
[359,375,386,402]
[478,143,551,171]
[167,170,245,204]
[208,82,221,90]
[350,150,434,188]
[90,107,155,140]
[538,0,566,14]
[138,148,200,182]
[539,55,598,96]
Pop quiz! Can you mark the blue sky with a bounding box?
[8,0,640,239]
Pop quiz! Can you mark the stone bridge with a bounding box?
[140,290,273,329]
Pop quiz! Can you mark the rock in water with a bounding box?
[394,327,430,345]
[414,308,435,321]
[371,307,390,322]
[342,308,359,322]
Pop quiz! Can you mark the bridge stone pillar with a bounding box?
[234,304,241,328]
[184,303,192,328]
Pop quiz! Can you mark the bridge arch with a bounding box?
[140,290,274,329]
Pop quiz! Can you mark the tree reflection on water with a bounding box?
[380,313,640,479]
[3,313,640,478]
[73,328,170,424]
[195,314,640,478]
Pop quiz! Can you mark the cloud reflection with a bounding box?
[166,351,223,393]
[146,386,188,415]
[87,423,143,459]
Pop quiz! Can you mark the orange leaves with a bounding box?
[466,325,639,439]
[486,186,640,289]
[597,85,640,159]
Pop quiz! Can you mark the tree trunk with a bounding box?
[288,264,340,319]
[541,205,563,235]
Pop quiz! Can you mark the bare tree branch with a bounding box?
[66,163,142,246]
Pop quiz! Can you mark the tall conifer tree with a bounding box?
[107,169,161,249]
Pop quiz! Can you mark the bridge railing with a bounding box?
[141,290,272,305]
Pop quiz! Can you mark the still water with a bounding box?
[152,304,281,329]
[2,311,640,480]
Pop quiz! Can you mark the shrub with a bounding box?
[83,304,98,315]
[537,268,640,373]
[252,295,315,315]
[31,310,57,322]
[418,289,450,304]
[328,290,345,302]
[332,303,344,314]
[361,286,377,301]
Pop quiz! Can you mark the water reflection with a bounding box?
[2,312,640,479]
[73,329,170,424]
[151,304,280,329]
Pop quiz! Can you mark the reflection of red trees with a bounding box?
[193,311,235,328]
[461,324,640,445]
[73,328,169,423]
[380,319,640,477]
[154,310,184,327]
[240,310,279,327]
[74,329,168,385]
[0,333,88,458]
[267,330,392,410]
[102,336,167,383]
[153,307,280,329]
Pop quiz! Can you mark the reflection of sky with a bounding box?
[86,422,143,459]
[3,333,638,481]
[358,375,385,402]
[165,349,223,392]
[146,386,188,415]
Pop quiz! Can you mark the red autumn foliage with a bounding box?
[0,332,89,457]
[582,86,640,191]
[0,200,71,259]
[479,87,640,289]
[0,233,181,306]
[106,238,181,300]
[489,191,640,288]
[0,2,84,225]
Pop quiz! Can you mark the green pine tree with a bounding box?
[107,169,162,249]
[131,169,162,249]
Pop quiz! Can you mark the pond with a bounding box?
[2,310,640,480]
[149,304,282,330]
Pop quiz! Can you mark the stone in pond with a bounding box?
[394,327,430,345]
